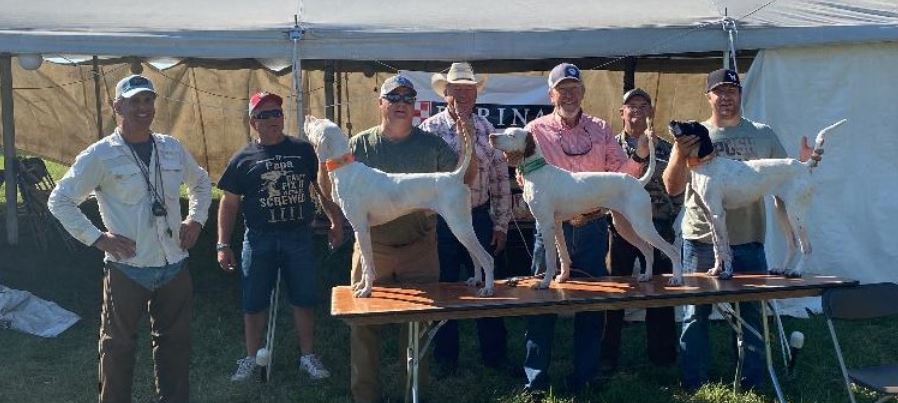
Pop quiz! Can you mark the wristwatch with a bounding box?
[631,153,648,163]
[216,242,230,252]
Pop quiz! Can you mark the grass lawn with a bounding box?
[0,157,895,402]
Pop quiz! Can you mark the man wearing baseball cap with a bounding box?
[217,91,343,382]
[49,74,212,402]
[521,63,652,394]
[663,68,818,392]
[338,74,461,402]
[602,88,679,375]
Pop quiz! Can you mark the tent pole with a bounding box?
[1,53,18,245]
[324,61,335,121]
[290,16,305,140]
[335,62,343,128]
[92,56,103,140]
[623,56,637,93]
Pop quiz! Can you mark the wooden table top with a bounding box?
[331,274,857,325]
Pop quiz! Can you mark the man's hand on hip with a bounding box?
[94,233,136,260]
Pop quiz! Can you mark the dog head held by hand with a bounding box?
[669,120,714,159]
[489,127,536,166]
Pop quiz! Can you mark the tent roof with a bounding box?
[1,0,896,60]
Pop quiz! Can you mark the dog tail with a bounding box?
[637,124,657,187]
[451,118,475,179]
[807,118,847,168]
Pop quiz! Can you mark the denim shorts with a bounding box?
[240,227,319,313]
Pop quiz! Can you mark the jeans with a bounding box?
[433,204,507,367]
[524,217,608,391]
[679,240,768,391]
[241,227,319,312]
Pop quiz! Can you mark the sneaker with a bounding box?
[298,353,330,379]
[230,356,257,382]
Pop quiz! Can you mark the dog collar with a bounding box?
[325,153,355,171]
[686,154,715,168]
[518,157,547,176]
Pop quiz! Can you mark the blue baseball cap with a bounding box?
[380,75,417,96]
[547,63,582,89]
[116,74,156,99]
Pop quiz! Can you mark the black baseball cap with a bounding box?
[706,68,741,92]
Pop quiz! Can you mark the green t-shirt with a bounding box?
[682,117,788,245]
[349,125,459,246]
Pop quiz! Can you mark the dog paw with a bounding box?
[636,273,652,282]
[667,276,684,286]
[477,287,495,297]
[768,267,785,275]
[784,269,803,278]
[531,280,551,290]
[465,277,483,287]
[353,286,373,298]
[554,273,569,283]
[706,268,721,277]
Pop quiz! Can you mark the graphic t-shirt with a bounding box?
[682,117,788,244]
[218,136,319,230]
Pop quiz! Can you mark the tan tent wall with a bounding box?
[2,60,715,180]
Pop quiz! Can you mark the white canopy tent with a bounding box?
[1,0,896,291]
[0,1,896,60]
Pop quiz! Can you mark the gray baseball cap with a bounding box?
[380,75,417,96]
[116,74,156,99]
[547,63,582,89]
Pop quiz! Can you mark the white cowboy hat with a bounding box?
[431,62,487,97]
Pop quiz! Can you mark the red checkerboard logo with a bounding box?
[412,101,432,125]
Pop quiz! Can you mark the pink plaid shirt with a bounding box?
[420,110,512,233]
[525,111,642,176]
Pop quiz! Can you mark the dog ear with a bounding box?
[524,131,536,158]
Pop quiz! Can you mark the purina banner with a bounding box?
[400,70,553,128]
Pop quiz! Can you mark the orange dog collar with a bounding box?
[325,153,355,171]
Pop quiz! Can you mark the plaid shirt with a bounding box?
[420,110,512,233]
[616,131,683,222]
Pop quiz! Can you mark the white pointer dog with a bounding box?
[668,119,847,279]
[489,127,684,288]
[305,117,495,298]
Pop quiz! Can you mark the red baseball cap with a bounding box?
[248,91,283,116]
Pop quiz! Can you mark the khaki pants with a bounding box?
[349,231,439,403]
[99,265,193,403]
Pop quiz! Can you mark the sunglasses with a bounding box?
[252,109,284,120]
[382,93,416,105]
[560,130,593,156]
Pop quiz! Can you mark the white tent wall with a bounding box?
[743,42,898,285]
[3,63,716,179]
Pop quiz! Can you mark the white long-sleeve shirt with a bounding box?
[48,131,212,267]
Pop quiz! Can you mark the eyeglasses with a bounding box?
[382,93,416,105]
[559,130,593,156]
[252,109,284,120]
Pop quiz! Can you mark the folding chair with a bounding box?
[822,282,898,403]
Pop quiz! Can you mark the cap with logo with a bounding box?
[706,68,741,92]
[547,63,582,89]
[622,88,652,105]
[380,75,417,96]
[116,75,156,99]
[248,92,284,116]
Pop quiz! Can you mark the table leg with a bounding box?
[734,303,744,393]
[762,301,786,403]
[404,320,447,403]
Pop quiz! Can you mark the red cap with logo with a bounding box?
[248,91,283,116]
